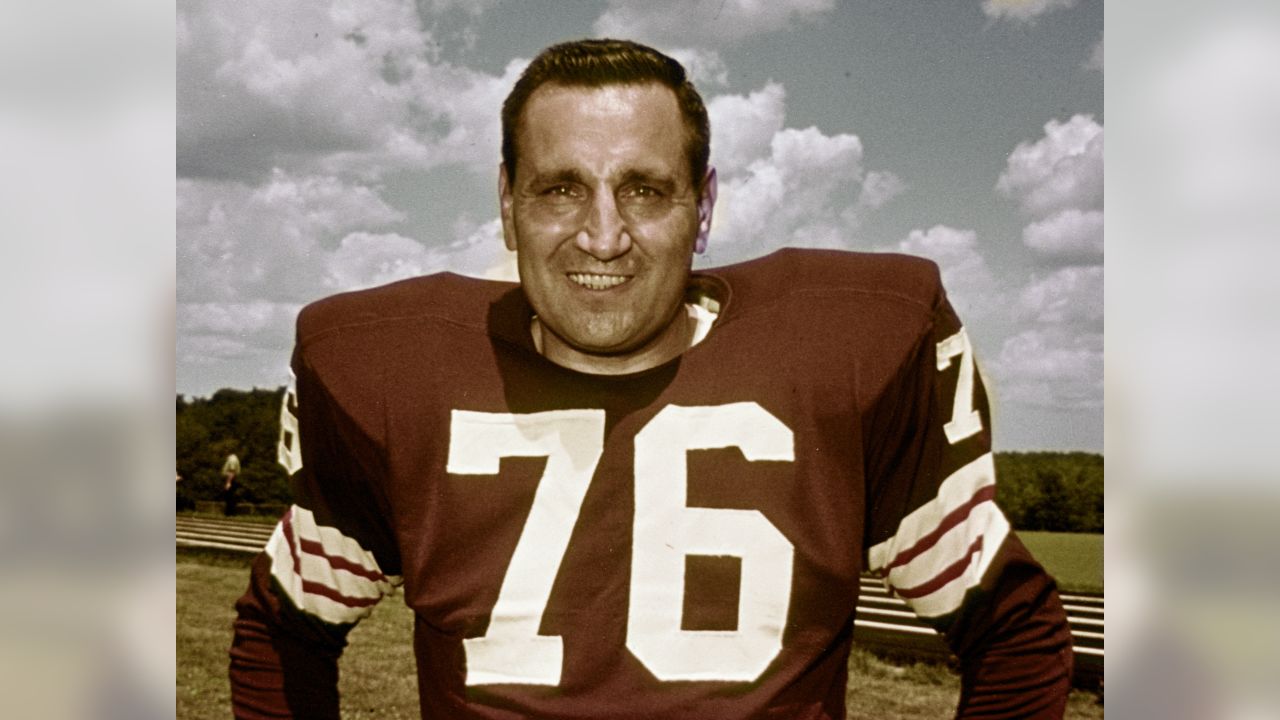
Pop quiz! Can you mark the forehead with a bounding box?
[515,82,689,178]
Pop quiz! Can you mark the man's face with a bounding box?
[500,82,715,374]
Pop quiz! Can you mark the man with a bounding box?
[230,39,1073,719]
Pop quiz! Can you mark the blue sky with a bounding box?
[177,0,1103,450]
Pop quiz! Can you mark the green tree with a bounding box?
[175,388,292,506]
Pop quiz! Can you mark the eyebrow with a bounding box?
[525,167,677,189]
[618,169,676,189]
[527,168,586,187]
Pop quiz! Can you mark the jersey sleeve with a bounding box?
[862,288,1074,719]
[229,339,403,719]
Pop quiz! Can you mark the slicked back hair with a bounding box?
[501,38,711,191]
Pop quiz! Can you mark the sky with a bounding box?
[177,0,1103,451]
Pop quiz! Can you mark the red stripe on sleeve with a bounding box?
[891,535,984,600]
[884,484,996,572]
[280,511,386,609]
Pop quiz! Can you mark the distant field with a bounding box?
[179,548,1102,719]
[1018,531,1103,594]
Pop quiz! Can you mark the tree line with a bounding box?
[176,387,1103,533]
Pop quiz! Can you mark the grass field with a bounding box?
[178,548,1102,719]
[1018,531,1104,593]
[181,509,280,524]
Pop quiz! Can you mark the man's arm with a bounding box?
[863,289,1072,719]
[945,533,1074,718]
[229,346,402,718]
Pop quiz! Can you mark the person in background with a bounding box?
[220,452,241,516]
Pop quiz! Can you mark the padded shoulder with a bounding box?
[296,273,519,347]
[710,248,945,317]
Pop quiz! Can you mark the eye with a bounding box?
[622,184,665,204]
[539,184,583,204]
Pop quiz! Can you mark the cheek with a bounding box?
[635,214,699,256]
[518,201,585,236]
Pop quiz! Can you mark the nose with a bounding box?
[575,191,631,261]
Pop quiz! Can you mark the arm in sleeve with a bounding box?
[229,342,403,719]
[863,291,1073,719]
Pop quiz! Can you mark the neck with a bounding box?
[532,308,694,376]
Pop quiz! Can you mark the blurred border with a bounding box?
[1108,0,1280,717]
[2,0,1279,716]
[0,0,175,717]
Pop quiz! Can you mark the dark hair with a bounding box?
[501,38,711,189]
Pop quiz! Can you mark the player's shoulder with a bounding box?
[296,272,518,347]
[712,247,944,314]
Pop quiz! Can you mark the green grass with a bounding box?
[177,549,419,719]
[1017,531,1103,593]
[179,549,1102,718]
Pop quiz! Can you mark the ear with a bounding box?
[694,167,717,255]
[498,163,517,251]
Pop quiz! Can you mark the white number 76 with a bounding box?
[447,403,795,686]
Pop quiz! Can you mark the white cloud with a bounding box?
[419,0,501,15]
[1022,208,1103,258]
[707,83,787,175]
[1017,266,1103,325]
[992,114,1104,413]
[989,327,1102,409]
[593,0,835,47]
[854,170,907,213]
[177,168,518,395]
[178,0,523,180]
[175,300,302,396]
[180,168,516,303]
[450,219,519,281]
[693,82,905,267]
[982,0,1077,24]
[666,48,730,88]
[996,114,1103,217]
[324,232,435,290]
[178,301,300,338]
[178,170,404,304]
[1084,37,1103,71]
[895,225,997,317]
[707,125,866,263]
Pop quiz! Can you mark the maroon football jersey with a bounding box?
[230,248,1072,719]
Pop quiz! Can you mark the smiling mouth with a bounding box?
[567,272,630,290]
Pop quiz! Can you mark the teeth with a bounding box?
[568,273,629,290]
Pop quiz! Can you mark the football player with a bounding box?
[230,39,1073,719]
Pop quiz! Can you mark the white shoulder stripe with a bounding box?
[868,452,996,571]
[886,512,1009,618]
[882,501,1004,591]
[289,505,395,578]
[266,505,401,625]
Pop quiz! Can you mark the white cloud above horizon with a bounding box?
[982,0,1077,24]
[1022,208,1104,259]
[178,0,523,182]
[996,114,1103,218]
[989,113,1104,412]
[593,0,835,47]
[698,82,904,265]
[989,326,1102,409]
[1085,37,1104,71]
